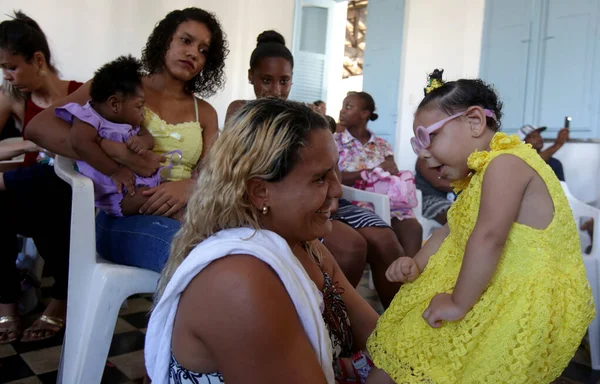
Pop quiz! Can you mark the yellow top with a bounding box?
[367,133,594,383]
[144,107,203,181]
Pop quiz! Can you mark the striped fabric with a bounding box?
[332,198,390,229]
[422,195,453,220]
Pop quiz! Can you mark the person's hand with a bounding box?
[126,151,163,177]
[422,293,467,328]
[110,166,136,195]
[385,257,420,283]
[556,128,569,146]
[140,179,193,217]
[378,159,399,175]
[581,218,594,238]
[126,135,151,155]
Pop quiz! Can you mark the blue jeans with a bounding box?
[96,212,180,273]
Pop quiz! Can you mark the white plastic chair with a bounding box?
[54,155,160,384]
[561,181,600,369]
[341,185,391,225]
[341,186,424,289]
[340,185,425,235]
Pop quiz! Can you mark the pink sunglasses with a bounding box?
[410,109,497,154]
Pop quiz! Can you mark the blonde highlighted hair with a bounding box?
[155,98,329,303]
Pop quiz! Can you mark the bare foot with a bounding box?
[21,298,66,342]
[0,303,20,344]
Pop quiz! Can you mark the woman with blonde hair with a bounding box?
[146,98,379,383]
[226,30,405,308]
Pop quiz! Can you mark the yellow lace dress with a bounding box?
[367,133,594,383]
[143,105,203,182]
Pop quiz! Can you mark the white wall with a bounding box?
[391,0,598,203]
[324,0,348,119]
[0,0,295,127]
[394,0,485,171]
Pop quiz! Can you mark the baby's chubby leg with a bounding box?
[366,367,395,384]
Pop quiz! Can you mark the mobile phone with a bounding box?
[564,116,572,129]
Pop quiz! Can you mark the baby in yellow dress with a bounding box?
[366,70,594,384]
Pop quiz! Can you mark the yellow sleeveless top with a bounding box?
[143,105,203,181]
[367,133,594,383]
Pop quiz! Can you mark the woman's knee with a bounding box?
[96,213,180,272]
[393,218,423,238]
[323,221,368,267]
[407,218,423,238]
[359,227,404,262]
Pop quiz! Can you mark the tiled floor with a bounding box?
[0,276,150,384]
[0,271,598,383]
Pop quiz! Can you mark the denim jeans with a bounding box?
[96,212,180,273]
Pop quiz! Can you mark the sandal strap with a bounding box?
[0,316,20,335]
[0,316,19,325]
[38,315,65,328]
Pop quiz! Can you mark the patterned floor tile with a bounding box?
[121,312,150,330]
[114,318,137,334]
[109,350,146,380]
[118,298,152,316]
[108,331,146,358]
[4,377,42,384]
[101,362,132,384]
[36,370,57,384]
[11,332,64,355]
[0,344,17,359]
[0,355,35,382]
[20,346,62,375]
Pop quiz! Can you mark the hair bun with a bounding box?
[12,11,43,33]
[370,112,379,121]
[256,30,285,46]
[424,68,445,95]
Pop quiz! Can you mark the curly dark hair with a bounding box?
[141,8,229,98]
[90,55,143,103]
[417,69,504,131]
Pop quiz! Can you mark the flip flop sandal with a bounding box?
[0,316,21,344]
[21,315,65,343]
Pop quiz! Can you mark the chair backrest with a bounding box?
[561,181,600,257]
[340,185,425,229]
[54,156,98,270]
[341,185,391,225]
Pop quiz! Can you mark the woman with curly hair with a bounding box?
[27,7,229,272]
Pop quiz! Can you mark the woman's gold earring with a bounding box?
[262,205,269,215]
